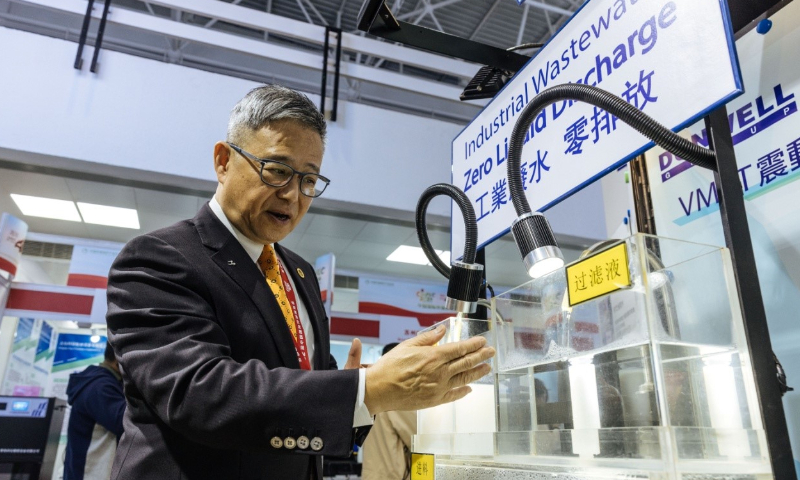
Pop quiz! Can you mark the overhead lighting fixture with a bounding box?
[387,245,451,266]
[77,202,140,229]
[10,194,82,222]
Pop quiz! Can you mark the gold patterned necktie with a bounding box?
[257,245,299,340]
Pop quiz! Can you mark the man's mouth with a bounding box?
[269,211,292,222]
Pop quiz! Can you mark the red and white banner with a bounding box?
[358,277,454,331]
[0,213,27,277]
[67,244,121,288]
[378,314,424,344]
[3,283,98,323]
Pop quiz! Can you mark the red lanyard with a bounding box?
[277,261,312,370]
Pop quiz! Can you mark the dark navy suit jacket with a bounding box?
[106,204,360,480]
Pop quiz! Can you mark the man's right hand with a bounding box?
[363,324,495,414]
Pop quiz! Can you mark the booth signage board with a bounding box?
[67,244,122,288]
[566,241,630,306]
[32,321,54,388]
[410,453,435,480]
[378,314,423,344]
[358,277,453,326]
[450,0,742,260]
[51,333,107,373]
[0,213,27,277]
[314,253,335,317]
[643,1,800,464]
[1,318,43,397]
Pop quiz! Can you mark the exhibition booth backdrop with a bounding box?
[643,1,800,466]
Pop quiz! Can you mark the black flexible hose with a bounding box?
[415,183,478,279]
[508,83,717,216]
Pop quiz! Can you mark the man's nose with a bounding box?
[276,174,302,198]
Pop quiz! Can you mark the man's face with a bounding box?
[215,119,324,245]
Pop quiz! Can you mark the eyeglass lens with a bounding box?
[261,162,326,197]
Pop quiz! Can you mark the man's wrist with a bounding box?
[363,367,383,415]
[352,368,374,427]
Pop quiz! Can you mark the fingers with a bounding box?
[440,386,472,405]
[405,323,446,346]
[437,335,487,362]
[344,338,362,370]
[447,346,495,376]
[447,362,491,390]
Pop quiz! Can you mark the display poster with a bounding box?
[451,0,742,260]
[378,314,425,345]
[32,321,55,390]
[358,277,453,339]
[51,333,107,373]
[0,213,27,277]
[48,333,107,400]
[643,1,800,467]
[1,318,43,396]
[314,253,335,318]
[67,244,122,288]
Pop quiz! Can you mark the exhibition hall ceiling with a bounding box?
[0,0,581,124]
[0,167,584,287]
[0,0,778,124]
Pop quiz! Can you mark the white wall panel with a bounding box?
[0,27,457,215]
[0,27,607,239]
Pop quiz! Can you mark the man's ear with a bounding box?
[213,141,231,184]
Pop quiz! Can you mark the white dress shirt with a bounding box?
[209,197,373,427]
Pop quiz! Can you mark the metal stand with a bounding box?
[320,27,343,122]
[73,0,112,73]
[73,0,95,70]
[704,106,796,480]
[90,0,112,73]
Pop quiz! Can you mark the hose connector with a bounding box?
[445,261,484,313]
[415,183,483,314]
[511,212,564,278]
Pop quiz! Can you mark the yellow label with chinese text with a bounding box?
[566,242,631,306]
[411,453,435,480]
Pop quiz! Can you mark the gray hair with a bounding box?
[226,84,327,145]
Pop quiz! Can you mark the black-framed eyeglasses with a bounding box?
[228,143,330,198]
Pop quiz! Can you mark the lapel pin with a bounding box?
[296,268,305,278]
[228,260,236,266]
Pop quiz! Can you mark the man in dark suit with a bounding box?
[106,84,494,480]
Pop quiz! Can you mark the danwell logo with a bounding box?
[658,84,796,183]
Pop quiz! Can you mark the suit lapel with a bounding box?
[194,204,300,369]
[276,244,329,371]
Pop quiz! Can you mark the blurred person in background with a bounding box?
[361,342,417,480]
[64,342,125,480]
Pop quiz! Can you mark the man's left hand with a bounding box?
[344,338,362,369]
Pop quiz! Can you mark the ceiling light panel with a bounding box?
[77,202,140,229]
[387,245,452,266]
[387,245,431,265]
[10,194,81,222]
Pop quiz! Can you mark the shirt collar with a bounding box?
[209,196,270,264]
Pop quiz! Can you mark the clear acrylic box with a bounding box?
[415,316,497,457]
[413,234,773,479]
